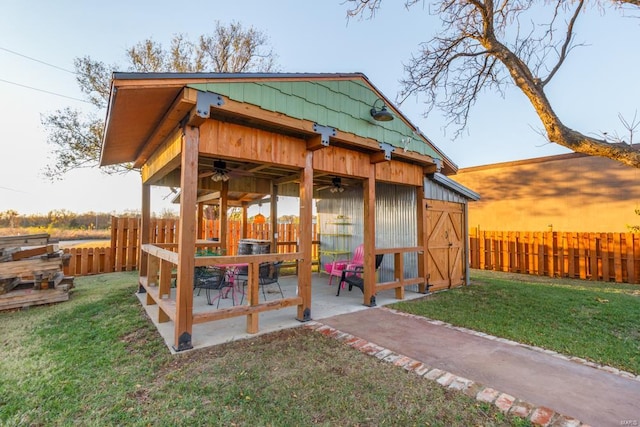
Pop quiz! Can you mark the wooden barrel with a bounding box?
[237,242,252,255]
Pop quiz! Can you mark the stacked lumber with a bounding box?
[0,233,74,311]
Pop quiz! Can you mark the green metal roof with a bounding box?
[187,78,441,160]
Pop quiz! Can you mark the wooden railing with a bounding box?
[374,247,426,298]
[63,217,319,277]
[470,230,640,284]
[140,244,304,333]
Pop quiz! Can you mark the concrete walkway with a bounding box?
[317,307,640,427]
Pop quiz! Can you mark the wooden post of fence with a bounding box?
[110,216,117,271]
[589,233,598,281]
[601,232,610,282]
[478,229,486,270]
[625,233,635,284]
[546,231,554,278]
[557,232,565,278]
[632,233,640,284]
[613,233,623,282]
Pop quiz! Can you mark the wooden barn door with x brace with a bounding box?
[425,199,465,291]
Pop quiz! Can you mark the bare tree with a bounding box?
[41,21,278,180]
[346,0,640,168]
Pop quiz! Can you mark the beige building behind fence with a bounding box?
[452,152,640,232]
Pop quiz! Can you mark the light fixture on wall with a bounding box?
[210,160,230,182]
[370,98,394,122]
[330,177,345,193]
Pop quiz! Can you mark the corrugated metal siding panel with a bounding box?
[424,177,467,203]
[376,184,419,289]
[187,81,441,160]
[316,183,418,287]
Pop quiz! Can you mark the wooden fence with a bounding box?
[63,217,318,276]
[470,229,640,284]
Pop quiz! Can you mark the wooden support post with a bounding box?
[270,184,278,253]
[241,202,249,240]
[159,259,172,299]
[463,202,471,285]
[417,187,428,293]
[146,254,159,306]
[220,180,229,254]
[363,164,376,307]
[394,252,405,299]
[158,308,170,323]
[197,203,204,239]
[173,125,198,352]
[139,184,151,280]
[296,151,313,321]
[246,262,260,333]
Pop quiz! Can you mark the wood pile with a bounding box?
[0,233,74,311]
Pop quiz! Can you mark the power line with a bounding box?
[0,78,91,103]
[0,185,29,194]
[0,46,76,74]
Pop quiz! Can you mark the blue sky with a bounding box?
[0,1,638,215]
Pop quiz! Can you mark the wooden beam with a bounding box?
[297,151,313,321]
[306,134,326,152]
[193,296,303,324]
[370,151,389,164]
[0,258,62,280]
[173,125,198,352]
[141,127,183,184]
[423,159,442,174]
[273,172,301,185]
[10,245,56,261]
[0,234,50,248]
[199,175,272,195]
[134,87,198,168]
[141,244,179,264]
[204,96,441,169]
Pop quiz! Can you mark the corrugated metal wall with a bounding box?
[317,183,418,284]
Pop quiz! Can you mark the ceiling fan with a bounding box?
[317,176,346,193]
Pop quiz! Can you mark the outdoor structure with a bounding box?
[100,72,479,351]
[452,152,640,232]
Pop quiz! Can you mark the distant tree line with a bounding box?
[0,209,177,229]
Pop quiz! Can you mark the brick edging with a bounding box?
[379,306,640,383]
[305,320,590,427]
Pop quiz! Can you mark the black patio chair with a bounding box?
[193,266,231,307]
[336,254,384,296]
[240,261,284,303]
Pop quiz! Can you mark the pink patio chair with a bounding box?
[328,244,364,286]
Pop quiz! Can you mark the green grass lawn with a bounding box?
[392,270,640,375]
[0,272,525,426]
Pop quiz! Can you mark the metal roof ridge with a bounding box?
[111,71,368,80]
[430,173,480,201]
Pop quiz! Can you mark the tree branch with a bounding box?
[541,0,584,86]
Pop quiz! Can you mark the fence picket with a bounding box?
[469,228,640,285]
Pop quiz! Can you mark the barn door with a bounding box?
[425,200,464,290]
